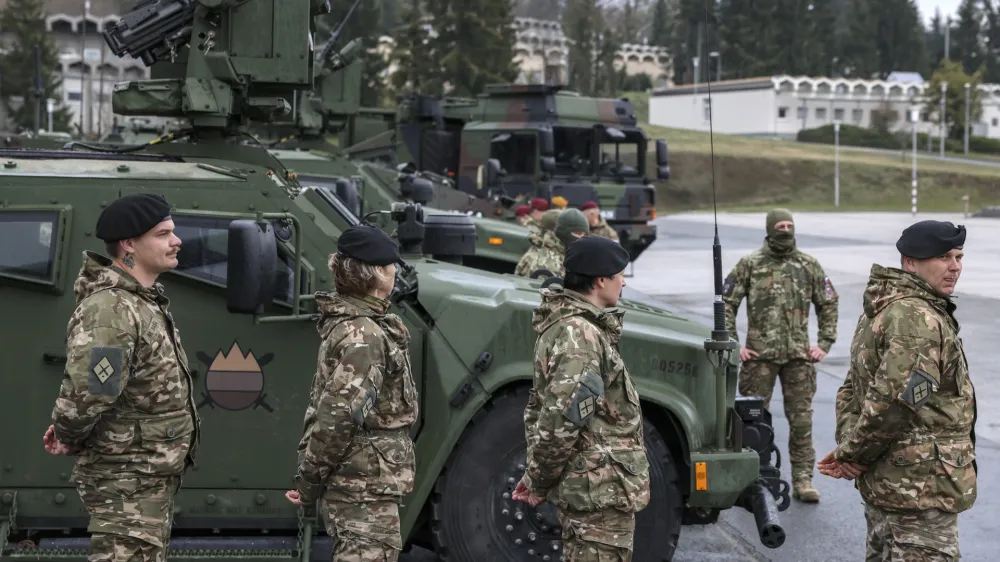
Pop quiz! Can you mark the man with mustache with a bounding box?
[722,208,839,503]
[43,193,200,562]
[820,220,977,561]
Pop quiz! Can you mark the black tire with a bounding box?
[429,385,683,561]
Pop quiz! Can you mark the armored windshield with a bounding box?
[553,126,646,178]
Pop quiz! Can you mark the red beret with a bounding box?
[581,201,598,210]
[515,205,531,217]
[530,198,549,211]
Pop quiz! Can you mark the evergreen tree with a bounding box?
[565,0,600,94]
[924,58,983,139]
[927,8,946,70]
[0,0,73,132]
[982,0,1000,82]
[426,0,519,96]
[316,0,390,106]
[649,0,673,47]
[717,0,779,79]
[389,0,444,95]
[953,0,984,74]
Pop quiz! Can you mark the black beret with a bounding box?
[896,220,967,259]
[95,193,172,242]
[337,224,400,266]
[564,236,630,277]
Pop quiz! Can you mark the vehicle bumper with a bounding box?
[615,222,657,262]
[685,449,761,508]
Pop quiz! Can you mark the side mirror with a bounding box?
[400,175,435,205]
[540,156,556,174]
[227,220,278,315]
[655,139,670,180]
[486,158,504,187]
[334,178,361,216]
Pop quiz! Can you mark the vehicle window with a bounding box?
[0,210,59,283]
[490,132,537,175]
[598,127,645,178]
[553,126,594,175]
[172,215,308,305]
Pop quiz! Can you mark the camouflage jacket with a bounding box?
[522,287,650,515]
[523,215,541,235]
[834,265,977,513]
[723,242,839,362]
[294,292,418,505]
[50,251,200,479]
[590,218,619,242]
[514,231,565,278]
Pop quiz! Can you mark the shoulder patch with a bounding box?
[824,276,834,298]
[351,378,379,426]
[88,346,125,396]
[723,275,735,296]
[899,369,936,411]
[563,370,606,428]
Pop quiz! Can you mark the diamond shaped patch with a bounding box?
[578,395,596,419]
[93,357,115,384]
[913,380,930,404]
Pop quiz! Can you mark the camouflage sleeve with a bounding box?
[50,291,140,446]
[834,327,942,465]
[514,250,533,277]
[722,257,750,342]
[834,368,860,445]
[810,262,839,352]
[522,327,603,497]
[294,324,386,504]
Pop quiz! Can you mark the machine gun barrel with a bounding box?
[103,0,197,66]
[742,481,786,549]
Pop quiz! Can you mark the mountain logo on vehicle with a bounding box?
[196,342,274,412]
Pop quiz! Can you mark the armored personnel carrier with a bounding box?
[0,1,788,560]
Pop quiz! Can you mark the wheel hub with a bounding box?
[493,449,563,559]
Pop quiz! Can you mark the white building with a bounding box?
[649,73,1000,140]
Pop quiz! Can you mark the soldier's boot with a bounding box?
[793,479,820,503]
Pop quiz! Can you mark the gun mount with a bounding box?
[103,0,332,132]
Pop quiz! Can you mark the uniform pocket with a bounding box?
[609,449,651,512]
[89,419,137,456]
[138,414,195,473]
[331,442,377,495]
[554,453,595,511]
[887,510,959,559]
[934,440,976,506]
[371,437,415,496]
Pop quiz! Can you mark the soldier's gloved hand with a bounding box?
[739,347,759,362]
[512,479,545,507]
[808,346,828,363]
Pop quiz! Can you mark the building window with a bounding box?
[778,107,788,119]
[67,92,82,101]
[796,107,805,120]
[0,210,60,284]
[852,109,863,123]
[993,118,998,127]
[816,107,827,121]
[834,108,844,121]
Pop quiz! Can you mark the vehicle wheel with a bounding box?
[429,385,683,561]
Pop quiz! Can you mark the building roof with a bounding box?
[886,71,925,83]
[651,76,775,97]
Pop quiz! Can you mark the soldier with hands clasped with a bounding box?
[722,208,839,503]
[43,193,200,562]
[286,224,417,562]
[820,220,977,561]
[514,235,650,562]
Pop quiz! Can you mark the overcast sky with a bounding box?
[915,0,961,23]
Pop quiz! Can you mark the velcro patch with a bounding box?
[723,275,735,296]
[563,370,606,428]
[899,369,936,411]
[351,381,379,426]
[824,277,834,298]
[88,346,125,396]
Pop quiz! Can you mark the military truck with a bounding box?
[342,84,669,263]
[0,1,788,560]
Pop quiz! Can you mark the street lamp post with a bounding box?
[964,83,970,155]
[940,81,947,157]
[911,108,919,216]
[709,51,721,82]
[834,121,840,208]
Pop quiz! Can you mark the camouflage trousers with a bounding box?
[321,499,403,562]
[557,507,635,562]
[864,503,960,561]
[738,359,817,483]
[75,474,181,562]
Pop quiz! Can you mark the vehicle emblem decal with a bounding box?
[196,342,274,412]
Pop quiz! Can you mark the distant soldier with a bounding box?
[514,235,649,561]
[523,197,549,233]
[515,204,532,226]
[723,208,838,503]
[43,193,200,562]
[286,224,417,562]
[820,220,977,561]
[514,209,590,279]
[580,200,620,242]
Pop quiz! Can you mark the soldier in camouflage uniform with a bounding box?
[43,193,200,562]
[523,197,549,234]
[515,209,591,279]
[723,208,839,503]
[580,201,620,242]
[820,220,977,561]
[286,224,417,562]
[515,209,561,278]
[515,204,531,226]
[514,235,649,561]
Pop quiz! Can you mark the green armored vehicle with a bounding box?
[344,84,669,263]
[0,1,787,560]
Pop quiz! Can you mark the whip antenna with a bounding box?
[700,0,725,341]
